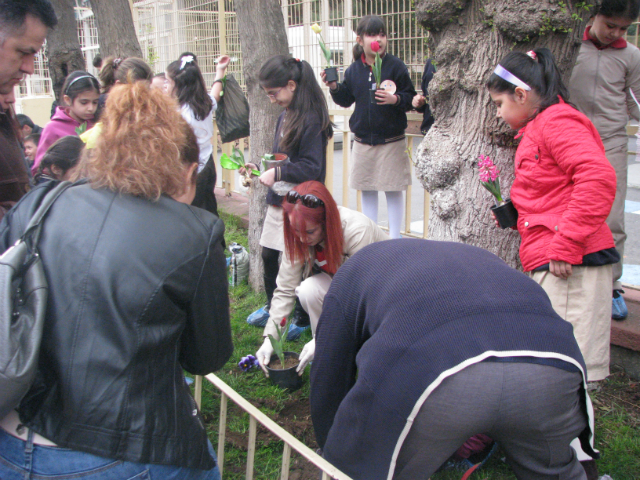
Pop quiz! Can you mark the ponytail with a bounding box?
[259,55,333,153]
[353,15,386,62]
[486,48,569,115]
[166,58,213,121]
[99,56,152,94]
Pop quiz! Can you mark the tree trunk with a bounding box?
[90,0,142,59]
[414,0,590,268]
[47,0,86,103]
[234,0,290,291]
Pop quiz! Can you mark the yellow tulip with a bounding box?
[311,23,322,34]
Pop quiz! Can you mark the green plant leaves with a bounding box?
[220,147,259,175]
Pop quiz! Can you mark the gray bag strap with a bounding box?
[22,181,74,248]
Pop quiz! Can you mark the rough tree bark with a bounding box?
[235,0,290,291]
[414,0,591,267]
[90,0,142,59]
[47,0,86,102]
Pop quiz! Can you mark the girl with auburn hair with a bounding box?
[255,181,388,377]
[243,55,333,336]
[0,81,232,480]
[165,54,229,217]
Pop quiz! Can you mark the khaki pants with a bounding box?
[295,272,332,336]
[605,144,627,290]
[530,265,612,381]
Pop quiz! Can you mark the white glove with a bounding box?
[296,338,315,376]
[256,338,274,376]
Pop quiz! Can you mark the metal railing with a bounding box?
[191,374,354,480]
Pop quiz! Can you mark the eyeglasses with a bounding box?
[286,191,325,208]
[265,87,284,99]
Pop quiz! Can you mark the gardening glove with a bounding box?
[256,337,274,377]
[296,338,315,376]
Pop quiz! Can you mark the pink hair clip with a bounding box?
[526,50,537,61]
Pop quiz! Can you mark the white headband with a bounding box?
[493,65,531,91]
[180,55,194,71]
[65,75,97,94]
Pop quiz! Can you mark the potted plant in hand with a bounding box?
[265,317,303,391]
[370,40,383,104]
[478,155,518,229]
[219,147,259,187]
[312,23,338,83]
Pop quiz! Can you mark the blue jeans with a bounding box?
[0,427,221,480]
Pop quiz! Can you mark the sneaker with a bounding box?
[247,305,270,327]
[612,290,628,321]
[286,323,309,341]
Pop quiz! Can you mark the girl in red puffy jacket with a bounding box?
[486,48,617,386]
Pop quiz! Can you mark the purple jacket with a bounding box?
[32,107,94,174]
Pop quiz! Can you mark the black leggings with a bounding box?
[191,155,218,217]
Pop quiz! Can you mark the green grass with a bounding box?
[201,208,640,480]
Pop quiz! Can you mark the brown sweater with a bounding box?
[569,38,640,151]
[0,111,30,220]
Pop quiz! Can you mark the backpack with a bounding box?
[0,181,72,419]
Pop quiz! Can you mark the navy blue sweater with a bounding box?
[267,110,327,206]
[310,238,592,480]
[330,54,416,145]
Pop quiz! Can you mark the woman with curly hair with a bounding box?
[0,82,232,480]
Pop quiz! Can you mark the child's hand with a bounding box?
[412,94,426,109]
[375,89,398,105]
[259,168,276,187]
[239,163,259,177]
[549,260,573,280]
[320,70,337,91]
[216,55,231,74]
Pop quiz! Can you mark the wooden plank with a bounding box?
[217,392,228,476]
[246,416,257,480]
[280,443,291,480]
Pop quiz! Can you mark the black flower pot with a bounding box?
[370,87,379,104]
[491,199,518,229]
[265,351,303,391]
[324,67,338,83]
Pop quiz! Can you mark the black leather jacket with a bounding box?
[0,182,233,469]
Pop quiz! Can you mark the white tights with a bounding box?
[361,190,404,239]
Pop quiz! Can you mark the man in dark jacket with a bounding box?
[311,239,596,480]
[0,0,57,219]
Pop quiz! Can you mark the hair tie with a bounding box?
[113,57,122,69]
[526,50,537,61]
[180,55,194,71]
[493,64,531,91]
[65,74,98,94]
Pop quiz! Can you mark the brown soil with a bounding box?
[268,356,299,370]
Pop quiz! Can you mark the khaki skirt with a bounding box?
[349,138,411,191]
[259,204,285,251]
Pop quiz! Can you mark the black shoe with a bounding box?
[291,299,310,327]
